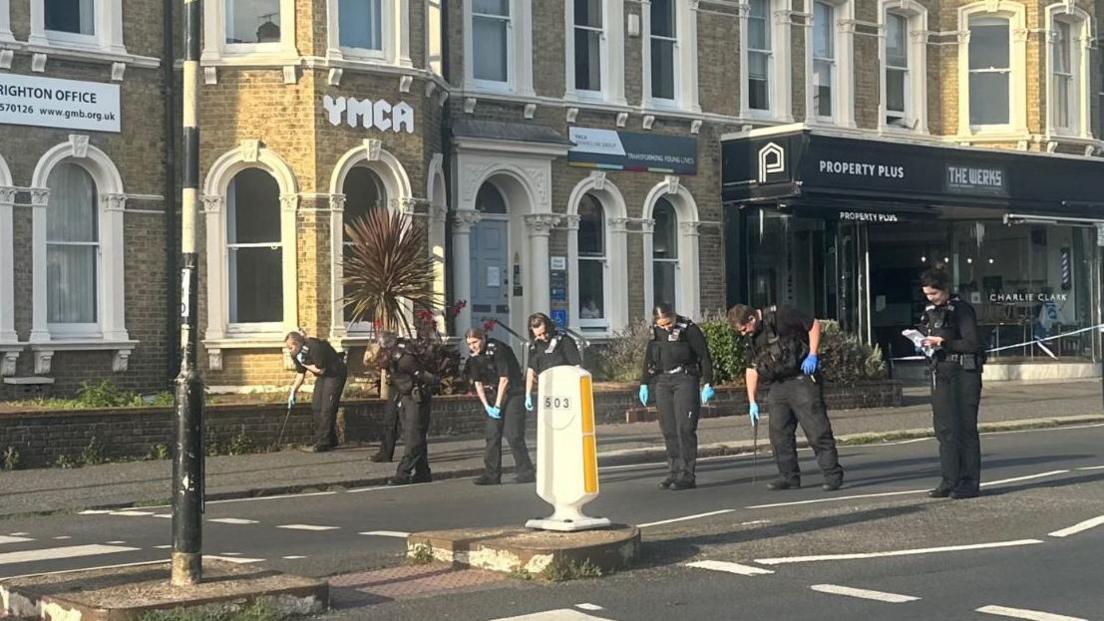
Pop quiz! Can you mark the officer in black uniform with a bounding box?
[638,304,714,490]
[524,312,582,412]
[367,332,437,485]
[729,303,844,491]
[918,266,983,499]
[465,328,536,485]
[286,332,348,453]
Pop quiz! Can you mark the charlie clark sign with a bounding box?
[0,74,120,133]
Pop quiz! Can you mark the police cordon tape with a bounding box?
[890,322,1104,362]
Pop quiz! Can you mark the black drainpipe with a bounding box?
[163,0,179,383]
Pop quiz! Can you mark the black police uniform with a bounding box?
[641,316,713,486]
[920,294,983,496]
[469,338,535,482]
[527,331,582,376]
[751,306,843,488]
[385,339,436,483]
[293,338,348,450]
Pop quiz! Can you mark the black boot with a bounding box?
[767,478,801,491]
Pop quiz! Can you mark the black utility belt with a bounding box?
[660,365,699,376]
[933,353,982,369]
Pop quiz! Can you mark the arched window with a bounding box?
[227,168,283,326]
[46,163,98,328]
[476,182,507,213]
[651,198,678,309]
[577,194,606,326]
[342,167,386,326]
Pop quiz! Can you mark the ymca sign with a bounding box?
[322,95,414,133]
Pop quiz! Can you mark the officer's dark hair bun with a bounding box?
[653,303,676,320]
[920,266,952,292]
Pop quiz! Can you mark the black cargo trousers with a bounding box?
[766,374,843,485]
[930,360,982,492]
[393,389,432,480]
[655,372,702,483]
[311,364,347,449]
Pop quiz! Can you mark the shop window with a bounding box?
[651,198,678,309]
[812,1,835,119]
[571,0,603,92]
[339,0,383,52]
[472,0,510,83]
[747,0,771,111]
[46,0,94,35]
[967,17,1010,126]
[342,167,386,327]
[577,194,607,327]
[226,168,283,326]
[46,163,98,329]
[649,0,677,101]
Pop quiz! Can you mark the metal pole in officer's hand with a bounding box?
[275,400,293,450]
[751,420,759,484]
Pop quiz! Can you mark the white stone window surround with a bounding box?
[203,0,297,62]
[1044,4,1093,140]
[565,172,629,336]
[0,153,20,376]
[0,0,13,43]
[739,0,793,122]
[878,0,928,134]
[564,0,627,105]
[804,0,855,128]
[640,0,701,113]
[956,1,1028,139]
[641,177,701,321]
[27,135,135,375]
[463,0,534,96]
[325,0,411,67]
[202,141,299,370]
[327,140,414,348]
[28,0,127,54]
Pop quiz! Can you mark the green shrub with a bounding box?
[698,311,751,385]
[2,446,19,471]
[75,380,140,408]
[588,319,653,382]
[818,320,887,385]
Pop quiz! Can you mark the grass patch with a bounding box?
[539,558,603,582]
[137,599,287,621]
[406,543,435,565]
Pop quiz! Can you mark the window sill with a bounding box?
[203,337,289,372]
[0,342,22,377]
[0,40,159,69]
[28,338,138,374]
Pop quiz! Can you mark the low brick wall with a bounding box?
[0,382,902,469]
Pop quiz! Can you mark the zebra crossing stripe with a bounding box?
[0,544,139,566]
[0,536,33,546]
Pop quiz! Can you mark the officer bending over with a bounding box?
[638,304,714,490]
[465,328,536,485]
[286,332,348,453]
[918,266,984,499]
[524,312,582,411]
[729,304,843,491]
[366,332,437,486]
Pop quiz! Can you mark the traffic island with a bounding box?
[0,559,328,620]
[406,525,640,580]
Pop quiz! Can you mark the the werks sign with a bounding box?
[323,95,415,133]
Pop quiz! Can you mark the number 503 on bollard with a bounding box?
[525,366,612,532]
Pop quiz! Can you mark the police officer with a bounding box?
[638,304,714,490]
[465,328,536,485]
[729,304,844,491]
[918,266,983,499]
[365,332,437,485]
[286,332,348,453]
[524,312,582,411]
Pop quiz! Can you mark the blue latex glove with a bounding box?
[749,402,760,425]
[638,384,649,406]
[525,394,534,412]
[700,384,715,405]
[801,353,820,375]
[287,392,296,409]
[485,405,502,419]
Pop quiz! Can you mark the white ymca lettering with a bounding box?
[322,96,415,133]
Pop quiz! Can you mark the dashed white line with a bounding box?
[8,533,29,537]
[0,536,33,545]
[78,510,112,515]
[277,524,339,532]
[488,611,613,621]
[105,540,127,545]
[359,531,410,538]
[217,552,243,556]
[207,491,337,506]
[52,536,71,541]
[980,470,1069,487]
[977,605,1088,621]
[638,509,734,528]
[347,486,389,494]
[1048,515,1104,538]
[205,555,264,564]
[209,518,260,525]
[575,603,604,611]
[108,511,155,517]
[155,545,172,549]
[1076,465,1104,471]
[747,489,926,509]
[154,514,172,519]
[740,520,771,526]
[0,544,139,566]
[810,584,919,603]
[282,555,307,560]
[755,539,1045,565]
[685,560,774,576]
[0,559,164,582]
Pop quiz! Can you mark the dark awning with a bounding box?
[721,128,1104,217]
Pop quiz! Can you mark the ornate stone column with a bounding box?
[525,214,560,317]
[451,210,482,333]
[562,215,581,329]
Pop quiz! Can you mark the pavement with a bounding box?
[1,379,1102,518]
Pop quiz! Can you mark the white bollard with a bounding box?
[525,365,612,532]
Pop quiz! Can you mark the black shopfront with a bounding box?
[721,128,1104,371]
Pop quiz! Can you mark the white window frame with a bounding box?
[576,196,608,330]
[1045,5,1092,139]
[464,0,533,95]
[566,174,628,335]
[739,0,793,121]
[642,178,701,321]
[29,0,126,54]
[0,154,17,362]
[641,0,700,112]
[805,0,854,127]
[325,0,412,66]
[878,0,928,134]
[0,0,14,43]
[45,165,100,337]
[203,0,296,61]
[957,1,1027,138]
[565,0,627,105]
[225,173,285,334]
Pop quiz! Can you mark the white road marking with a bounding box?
[638,509,734,528]
[154,514,172,519]
[755,539,1045,565]
[277,524,339,532]
[52,536,71,541]
[208,491,337,506]
[108,511,155,517]
[0,544,139,566]
[155,545,172,549]
[78,510,112,515]
[1048,515,1104,538]
[0,536,33,545]
[0,559,164,582]
[359,531,410,538]
[105,541,127,545]
[810,584,920,603]
[217,552,243,556]
[740,520,771,526]
[209,518,260,525]
[282,555,306,560]
[977,605,1088,621]
[685,560,774,576]
[348,486,389,494]
[576,603,604,611]
[747,489,926,509]
[1076,465,1104,471]
[981,470,1069,487]
[8,533,29,537]
[488,610,613,621]
[205,555,264,564]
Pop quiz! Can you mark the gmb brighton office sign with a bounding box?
[0,73,120,133]
[322,95,415,133]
